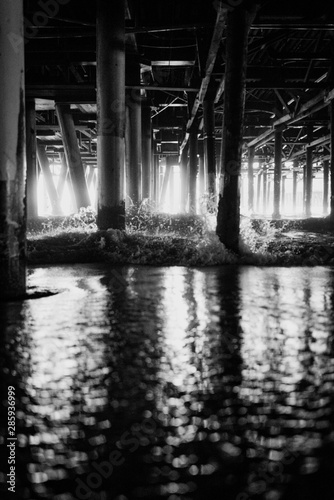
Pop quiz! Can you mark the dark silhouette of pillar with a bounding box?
[152,143,159,206]
[142,103,152,200]
[169,162,174,209]
[180,145,189,213]
[189,126,198,214]
[96,0,126,229]
[303,163,307,214]
[37,143,62,215]
[57,152,68,200]
[267,176,271,209]
[256,170,262,213]
[160,157,172,208]
[126,88,142,204]
[203,98,216,200]
[26,99,38,219]
[0,0,26,299]
[293,160,298,214]
[323,159,329,215]
[281,174,286,214]
[263,169,268,213]
[248,146,255,213]
[273,127,282,218]
[198,153,205,202]
[305,125,313,217]
[330,100,334,219]
[56,104,90,211]
[216,6,255,252]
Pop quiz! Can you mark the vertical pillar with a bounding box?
[151,139,156,204]
[56,104,90,210]
[263,169,268,214]
[323,159,329,215]
[169,163,174,210]
[216,6,254,252]
[248,145,255,213]
[198,153,205,202]
[36,144,62,215]
[305,125,313,217]
[273,127,282,218]
[160,157,171,209]
[126,88,142,204]
[0,0,26,299]
[57,152,68,200]
[330,100,334,219]
[303,163,307,214]
[142,103,152,200]
[26,99,39,219]
[153,144,159,206]
[281,174,286,214]
[96,0,126,229]
[203,98,216,200]
[256,170,262,213]
[293,160,298,214]
[180,144,189,213]
[189,126,198,214]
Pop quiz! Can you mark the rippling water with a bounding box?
[1,264,334,500]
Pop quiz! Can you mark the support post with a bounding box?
[160,157,172,208]
[189,125,198,214]
[330,100,334,219]
[26,99,39,219]
[57,152,68,200]
[97,0,126,229]
[198,153,205,203]
[37,144,62,215]
[273,127,282,218]
[305,125,313,217]
[256,170,262,213]
[180,144,189,213]
[56,104,90,211]
[323,159,329,215]
[126,88,142,204]
[263,169,268,214]
[293,160,298,214]
[203,98,216,202]
[216,6,254,252]
[0,0,26,299]
[281,174,286,214]
[248,145,255,213]
[142,103,152,200]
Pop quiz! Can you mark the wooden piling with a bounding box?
[142,104,152,200]
[189,125,198,214]
[216,6,254,252]
[37,143,62,215]
[26,99,39,219]
[56,104,90,211]
[0,0,26,299]
[323,159,329,215]
[96,0,126,229]
[273,127,282,218]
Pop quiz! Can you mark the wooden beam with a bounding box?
[180,6,227,152]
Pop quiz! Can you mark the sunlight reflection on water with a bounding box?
[0,264,334,500]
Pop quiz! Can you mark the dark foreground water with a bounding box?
[1,264,334,500]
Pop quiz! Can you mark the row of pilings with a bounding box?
[2,0,333,299]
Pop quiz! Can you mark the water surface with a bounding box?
[0,264,334,500]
